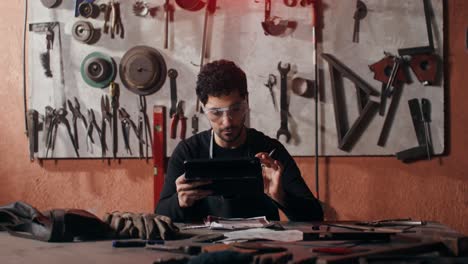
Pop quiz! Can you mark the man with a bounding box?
[156,60,323,222]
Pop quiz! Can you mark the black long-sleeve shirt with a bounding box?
[156,128,323,222]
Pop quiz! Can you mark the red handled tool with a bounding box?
[170,101,187,140]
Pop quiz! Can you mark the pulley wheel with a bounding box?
[119,46,167,96]
[78,2,96,18]
[41,0,62,8]
[81,52,116,88]
[72,21,95,44]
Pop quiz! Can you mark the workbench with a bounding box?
[1,222,466,264]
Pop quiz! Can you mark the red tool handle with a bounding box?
[180,117,187,140]
[170,115,178,139]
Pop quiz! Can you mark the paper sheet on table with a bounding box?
[221,228,304,243]
[181,216,271,230]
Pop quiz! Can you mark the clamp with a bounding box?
[100,95,112,157]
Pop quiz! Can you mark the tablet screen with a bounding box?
[183,158,263,196]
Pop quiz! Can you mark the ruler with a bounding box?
[153,106,166,210]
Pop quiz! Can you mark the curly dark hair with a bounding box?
[196,60,248,105]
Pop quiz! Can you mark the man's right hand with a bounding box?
[176,174,213,208]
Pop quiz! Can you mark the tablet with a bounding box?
[183,157,264,196]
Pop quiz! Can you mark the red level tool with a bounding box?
[153,106,166,210]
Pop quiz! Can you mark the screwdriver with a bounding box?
[421,98,432,160]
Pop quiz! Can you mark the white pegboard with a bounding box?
[27,0,444,158]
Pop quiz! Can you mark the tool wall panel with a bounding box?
[27,0,444,158]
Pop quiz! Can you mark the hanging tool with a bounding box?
[110,82,120,158]
[310,0,320,200]
[369,54,407,116]
[109,1,124,39]
[72,21,98,45]
[138,95,153,160]
[43,106,55,151]
[276,62,292,143]
[119,108,146,155]
[86,109,102,152]
[153,106,166,209]
[170,101,187,140]
[46,107,80,158]
[27,110,39,161]
[67,97,88,150]
[261,0,296,36]
[398,0,435,56]
[78,1,100,18]
[100,95,112,157]
[397,0,439,86]
[421,98,432,159]
[321,53,379,151]
[164,0,170,49]
[168,69,179,117]
[395,99,432,162]
[103,3,111,34]
[352,0,367,43]
[29,22,58,78]
[264,74,278,111]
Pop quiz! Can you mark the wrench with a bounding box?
[168,69,178,117]
[276,62,291,143]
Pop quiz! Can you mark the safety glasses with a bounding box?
[203,101,248,122]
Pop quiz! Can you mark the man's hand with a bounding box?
[176,174,212,208]
[255,152,285,205]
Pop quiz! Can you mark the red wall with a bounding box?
[0,1,466,234]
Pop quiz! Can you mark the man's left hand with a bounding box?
[255,152,285,205]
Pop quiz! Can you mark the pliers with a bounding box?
[67,97,88,150]
[101,95,112,157]
[170,101,187,140]
[138,95,153,159]
[46,107,79,158]
[118,108,145,155]
[86,109,102,152]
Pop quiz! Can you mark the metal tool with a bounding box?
[395,99,431,163]
[322,53,379,151]
[27,110,39,161]
[276,62,291,143]
[110,83,120,158]
[138,95,153,160]
[352,0,367,43]
[146,244,201,255]
[100,95,112,157]
[75,0,95,17]
[119,108,145,155]
[43,106,55,150]
[264,74,278,111]
[398,0,435,55]
[109,1,124,39]
[67,97,88,150]
[421,98,432,159]
[164,0,170,49]
[103,3,111,34]
[261,0,295,36]
[78,1,100,18]
[168,69,179,117]
[170,101,187,140]
[29,22,59,78]
[46,107,79,158]
[86,109,102,152]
